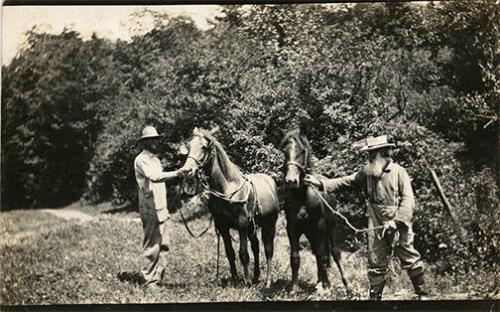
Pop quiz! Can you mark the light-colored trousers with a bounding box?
[138,192,170,285]
[366,205,425,287]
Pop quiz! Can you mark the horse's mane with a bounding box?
[200,129,242,182]
[281,129,313,169]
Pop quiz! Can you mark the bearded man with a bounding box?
[304,135,428,300]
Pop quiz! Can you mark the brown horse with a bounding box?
[180,127,279,287]
[281,128,350,295]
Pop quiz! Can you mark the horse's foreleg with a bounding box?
[238,227,250,287]
[249,233,260,284]
[332,246,351,297]
[287,223,301,293]
[307,227,330,294]
[220,227,238,286]
[262,222,276,288]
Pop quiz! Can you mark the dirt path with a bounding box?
[42,209,94,222]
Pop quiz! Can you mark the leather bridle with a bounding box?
[284,138,310,174]
[183,133,250,203]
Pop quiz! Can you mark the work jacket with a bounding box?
[321,160,415,224]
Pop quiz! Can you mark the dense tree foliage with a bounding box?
[1,30,115,208]
[2,2,498,273]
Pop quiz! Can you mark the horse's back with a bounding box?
[247,173,279,216]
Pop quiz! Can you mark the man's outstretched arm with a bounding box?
[304,171,363,193]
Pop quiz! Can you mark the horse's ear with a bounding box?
[209,126,220,134]
[193,127,199,134]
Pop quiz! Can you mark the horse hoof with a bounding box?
[345,288,353,299]
[290,284,300,295]
[315,283,330,297]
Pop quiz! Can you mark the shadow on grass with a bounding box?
[160,282,190,289]
[117,271,190,290]
[117,271,145,286]
[260,278,317,299]
[103,206,133,214]
[102,200,137,214]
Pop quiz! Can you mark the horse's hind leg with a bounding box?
[261,219,276,288]
[220,227,239,286]
[332,247,351,297]
[249,232,260,284]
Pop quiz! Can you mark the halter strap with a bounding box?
[186,135,251,204]
[187,155,203,166]
[285,141,310,173]
[199,176,251,204]
[286,160,307,171]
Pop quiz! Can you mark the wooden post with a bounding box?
[429,169,466,241]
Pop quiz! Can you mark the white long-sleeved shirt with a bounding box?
[134,150,177,221]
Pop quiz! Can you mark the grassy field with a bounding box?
[0,203,498,305]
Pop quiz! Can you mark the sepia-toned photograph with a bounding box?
[1,1,499,309]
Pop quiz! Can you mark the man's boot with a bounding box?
[411,273,429,299]
[369,281,385,300]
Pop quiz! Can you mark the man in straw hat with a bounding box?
[134,126,190,289]
[304,135,428,300]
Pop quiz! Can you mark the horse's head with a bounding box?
[179,126,220,190]
[181,127,214,173]
[281,129,311,189]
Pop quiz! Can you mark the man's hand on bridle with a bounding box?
[304,174,321,188]
[178,167,193,178]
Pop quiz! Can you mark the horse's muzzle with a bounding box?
[296,207,309,220]
[285,176,300,189]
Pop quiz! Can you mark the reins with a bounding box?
[308,179,397,257]
[309,185,386,234]
[191,146,259,239]
[189,136,252,204]
[173,178,222,283]
[178,205,214,238]
[178,133,254,283]
[197,169,251,204]
[284,134,385,235]
[174,182,214,239]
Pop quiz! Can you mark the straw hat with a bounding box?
[139,126,162,141]
[360,135,395,152]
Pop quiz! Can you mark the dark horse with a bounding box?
[181,127,279,287]
[281,128,350,295]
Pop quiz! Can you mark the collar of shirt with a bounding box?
[142,149,159,159]
[384,159,395,173]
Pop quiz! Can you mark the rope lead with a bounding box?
[309,185,385,234]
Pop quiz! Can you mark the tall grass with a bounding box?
[0,207,497,304]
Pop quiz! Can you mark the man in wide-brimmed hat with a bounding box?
[305,135,428,300]
[134,126,190,289]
